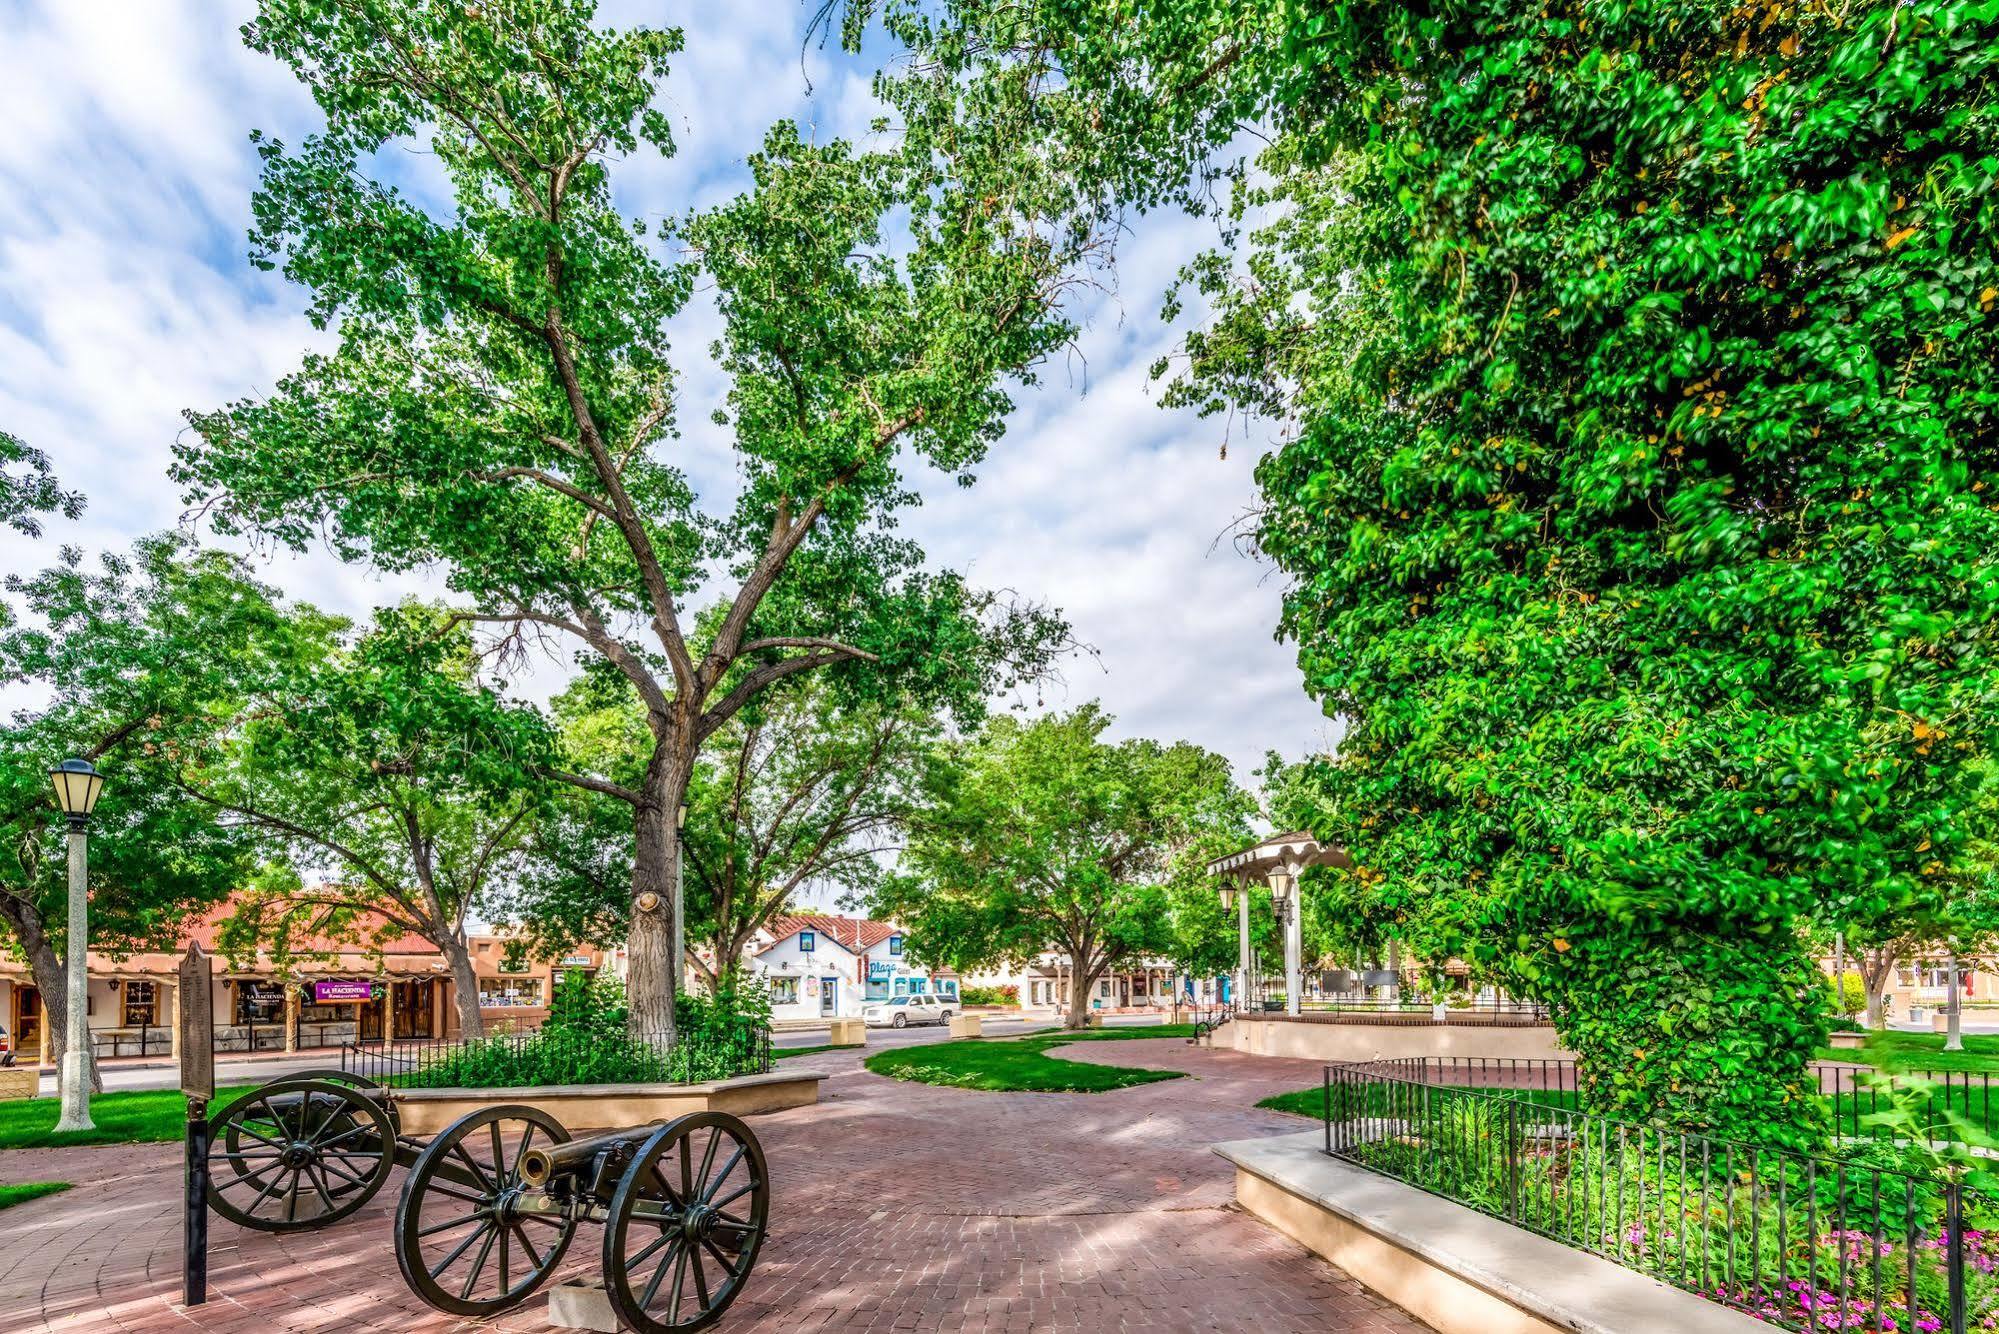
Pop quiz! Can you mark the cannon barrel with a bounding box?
[518,1123,660,1187]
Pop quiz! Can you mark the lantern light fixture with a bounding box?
[48,758,106,828]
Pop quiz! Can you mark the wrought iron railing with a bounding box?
[1320,1062,1998,1333]
[339,1021,773,1088]
[1364,1056,1999,1148]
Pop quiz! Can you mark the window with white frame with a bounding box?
[771,978,799,1005]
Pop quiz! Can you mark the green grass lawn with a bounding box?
[774,1043,837,1060]
[0,1182,72,1210]
[0,1085,257,1153]
[863,1024,1195,1092]
[1820,1030,1999,1075]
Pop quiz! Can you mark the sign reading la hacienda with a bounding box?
[313,979,373,1003]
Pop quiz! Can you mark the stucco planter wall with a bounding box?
[390,1068,827,1136]
[1218,1131,1766,1334]
[1212,1014,1571,1063]
[0,1067,39,1100]
[828,1017,867,1047]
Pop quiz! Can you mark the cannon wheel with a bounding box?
[604,1111,770,1333]
[394,1104,578,1318]
[221,1069,398,1161]
[207,1078,395,1232]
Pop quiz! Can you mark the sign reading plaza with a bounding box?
[313,979,373,1003]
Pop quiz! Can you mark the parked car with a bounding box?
[863,995,954,1028]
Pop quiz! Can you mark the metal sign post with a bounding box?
[178,943,214,1307]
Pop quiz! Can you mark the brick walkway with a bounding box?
[0,1038,1428,1333]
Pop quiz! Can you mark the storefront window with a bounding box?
[122,981,157,1027]
[772,978,799,1005]
[235,981,286,1024]
[478,978,545,1007]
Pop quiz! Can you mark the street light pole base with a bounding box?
[53,1050,94,1133]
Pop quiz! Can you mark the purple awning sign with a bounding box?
[314,979,374,1003]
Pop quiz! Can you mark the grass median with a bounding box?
[0,1085,258,1153]
[863,1023,1196,1093]
[0,1182,72,1210]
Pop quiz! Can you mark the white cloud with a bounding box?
[0,0,1333,787]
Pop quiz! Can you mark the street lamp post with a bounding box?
[671,802,688,998]
[48,758,105,1133]
[1219,878,1247,1009]
[1268,865,1303,1017]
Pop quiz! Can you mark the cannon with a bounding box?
[204,1075,770,1332]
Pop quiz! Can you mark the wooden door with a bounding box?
[395,981,436,1039]
[12,987,41,1060]
[359,997,384,1042]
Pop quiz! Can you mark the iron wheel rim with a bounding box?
[604,1111,770,1334]
[206,1078,393,1232]
[393,1104,577,1317]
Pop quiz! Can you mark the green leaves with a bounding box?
[893,0,1999,1138]
[882,704,1254,992]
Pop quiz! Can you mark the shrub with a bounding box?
[1828,972,1869,1021]
[402,971,772,1088]
[961,984,1018,1007]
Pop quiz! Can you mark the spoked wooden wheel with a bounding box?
[604,1112,770,1333]
[394,1105,577,1318]
[207,1078,394,1231]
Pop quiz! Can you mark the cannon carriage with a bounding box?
[205,1073,770,1332]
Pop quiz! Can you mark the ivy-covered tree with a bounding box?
[886,0,1999,1141]
[184,605,555,1041]
[882,704,1253,1028]
[175,0,1102,1039]
[0,536,309,1083]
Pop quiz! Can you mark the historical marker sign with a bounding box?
[177,943,214,1100]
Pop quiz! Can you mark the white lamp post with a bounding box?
[671,802,688,997]
[49,757,105,1133]
[1219,879,1248,1010]
[1267,864,1303,1017]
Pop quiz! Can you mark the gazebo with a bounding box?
[1206,831,1350,1017]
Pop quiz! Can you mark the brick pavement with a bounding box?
[0,1037,1429,1333]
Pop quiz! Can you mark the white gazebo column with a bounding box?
[1235,876,1252,1009]
[166,981,180,1062]
[1282,862,1304,1017]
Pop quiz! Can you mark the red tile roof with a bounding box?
[759,915,899,954]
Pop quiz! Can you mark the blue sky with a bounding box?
[0,0,1338,785]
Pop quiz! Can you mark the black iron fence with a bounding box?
[339,1021,773,1089]
[1364,1056,1999,1148]
[1321,1062,1999,1333]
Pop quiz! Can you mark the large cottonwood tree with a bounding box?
[177,0,1105,1036]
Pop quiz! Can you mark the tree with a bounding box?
[0,536,305,1085]
[183,605,555,1041]
[885,0,1999,1145]
[0,431,84,541]
[882,704,1253,1028]
[175,0,1102,1038]
[501,669,927,989]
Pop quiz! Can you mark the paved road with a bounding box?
[30,1013,1176,1095]
[0,1034,1427,1332]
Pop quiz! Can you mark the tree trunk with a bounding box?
[1946,953,1964,1052]
[626,746,689,1043]
[440,934,486,1041]
[1065,964,1092,1030]
[0,898,102,1092]
[1861,945,1896,1031]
